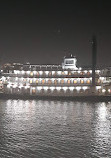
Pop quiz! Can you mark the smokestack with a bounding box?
[92,35,97,87]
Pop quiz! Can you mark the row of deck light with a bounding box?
[13,70,95,75]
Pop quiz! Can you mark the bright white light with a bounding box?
[69,87,74,91]
[37,86,42,90]
[102,89,106,93]
[21,77,24,81]
[62,87,68,91]
[44,86,48,90]
[76,87,81,91]
[33,71,36,75]
[39,71,43,75]
[27,71,30,74]
[33,78,36,82]
[14,70,17,74]
[17,70,20,74]
[84,70,87,73]
[100,77,105,80]
[52,71,55,75]
[13,84,17,88]
[89,70,92,73]
[21,70,25,74]
[96,86,101,90]
[7,84,11,88]
[82,86,88,90]
[78,70,81,73]
[50,87,55,91]
[56,87,61,90]
[2,76,5,80]
[57,71,61,75]
[45,71,49,75]
[25,85,30,89]
[64,71,68,75]
[108,89,111,93]
[96,70,100,73]
[79,67,82,70]
[15,77,18,81]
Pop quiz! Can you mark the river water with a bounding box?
[0,99,111,158]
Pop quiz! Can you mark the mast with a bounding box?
[92,35,97,87]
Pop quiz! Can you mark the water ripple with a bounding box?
[0,100,111,158]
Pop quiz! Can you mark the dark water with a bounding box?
[0,100,111,158]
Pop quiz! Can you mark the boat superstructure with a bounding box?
[0,54,111,97]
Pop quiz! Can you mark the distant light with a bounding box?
[82,86,88,90]
[22,70,25,74]
[102,89,106,93]
[84,70,87,73]
[76,87,81,91]
[56,87,61,90]
[44,86,48,90]
[96,86,101,90]
[27,71,30,74]
[33,71,36,75]
[62,87,68,91]
[79,67,82,70]
[69,87,74,91]
[57,71,61,75]
[50,87,55,91]
[39,71,43,75]
[37,86,42,90]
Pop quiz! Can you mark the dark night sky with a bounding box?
[0,1,111,67]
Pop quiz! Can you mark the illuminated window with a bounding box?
[37,72,39,76]
[98,79,101,83]
[23,79,26,82]
[68,72,71,75]
[53,72,57,76]
[30,80,32,83]
[32,89,36,94]
[74,80,77,84]
[54,80,58,84]
[48,80,52,84]
[67,80,71,84]
[61,71,65,75]
[80,72,84,75]
[42,79,45,84]
[30,72,33,76]
[48,72,52,76]
[80,80,84,84]
[87,80,91,84]
[60,79,64,84]
[36,80,39,84]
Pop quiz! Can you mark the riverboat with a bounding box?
[0,54,111,98]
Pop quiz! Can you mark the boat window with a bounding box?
[30,72,33,76]
[80,80,84,84]
[36,80,39,83]
[54,80,58,84]
[61,79,64,84]
[48,80,52,84]
[42,79,45,84]
[67,80,71,84]
[74,80,77,84]
[87,79,90,84]
[30,79,32,83]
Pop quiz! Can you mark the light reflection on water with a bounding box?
[0,99,111,158]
